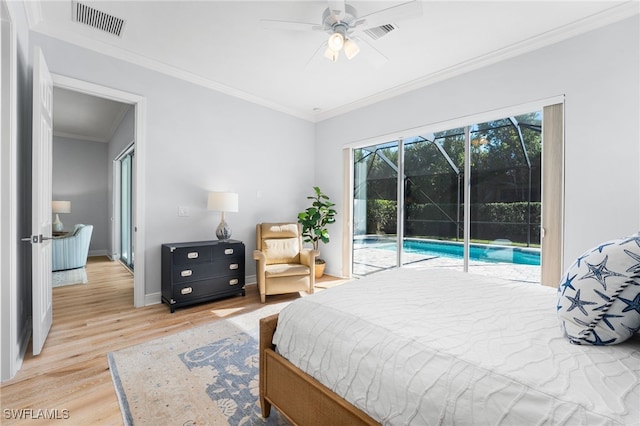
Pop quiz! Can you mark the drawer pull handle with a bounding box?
[180,287,193,295]
[187,252,199,259]
[224,248,234,255]
[229,263,239,270]
[181,270,193,277]
[229,279,239,285]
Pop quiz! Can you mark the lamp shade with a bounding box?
[207,192,238,212]
[52,200,71,214]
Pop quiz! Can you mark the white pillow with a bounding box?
[557,234,640,345]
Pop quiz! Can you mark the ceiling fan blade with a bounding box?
[261,19,323,32]
[358,0,423,28]
[304,41,330,70]
[352,36,388,68]
[327,0,346,21]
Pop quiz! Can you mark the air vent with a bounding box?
[363,24,397,40]
[73,1,125,37]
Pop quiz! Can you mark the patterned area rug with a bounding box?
[107,302,291,425]
[52,267,88,287]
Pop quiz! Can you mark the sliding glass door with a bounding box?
[467,114,541,281]
[119,149,134,270]
[353,111,542,282]
[403,131,466,270]
[353,142,399,276]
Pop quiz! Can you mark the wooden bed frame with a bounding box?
[259,314,379,426]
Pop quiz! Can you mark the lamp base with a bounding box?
[216,219,232,240]
[53,214,63,232]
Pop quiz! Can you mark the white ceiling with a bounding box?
[26,0,639,140]
[53,87,130,143]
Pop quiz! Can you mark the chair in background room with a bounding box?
[253,222,318,303]
[52,224,94,271]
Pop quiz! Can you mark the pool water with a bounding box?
[358,238,540,266]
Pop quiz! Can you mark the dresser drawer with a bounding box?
[212,243,242,258]
[171,276,244,304]
[171,246,212,265]
[172,257,243,283]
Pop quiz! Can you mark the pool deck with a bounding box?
[353,246,542,284]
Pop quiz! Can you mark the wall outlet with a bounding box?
[178,206,189,217]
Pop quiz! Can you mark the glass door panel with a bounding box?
[468,114,541,281]
[353,141,399,276]
[403,131,465,269]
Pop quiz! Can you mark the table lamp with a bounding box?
[52,200,71,232]
[207,192,238,240]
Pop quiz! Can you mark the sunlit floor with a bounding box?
[353,247,541,284]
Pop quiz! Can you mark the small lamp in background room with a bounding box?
[52,200,71,232]
[207,192,238,240]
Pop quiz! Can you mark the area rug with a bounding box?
[107,302,292,426]
[52,267,88,287]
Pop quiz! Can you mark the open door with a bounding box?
[30,47,53,355]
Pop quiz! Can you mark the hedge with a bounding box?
[364,200,541,246]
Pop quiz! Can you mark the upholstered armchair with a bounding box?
[253,222,318,303]
[52,224,93,271]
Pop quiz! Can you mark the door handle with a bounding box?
[21,235,53,243]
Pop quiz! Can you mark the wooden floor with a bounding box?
[0,256,348,425]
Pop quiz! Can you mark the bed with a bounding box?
[259,267,640,425]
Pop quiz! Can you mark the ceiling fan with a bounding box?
[261,0,423,65]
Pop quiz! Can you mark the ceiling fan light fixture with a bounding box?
[324,46,339,62]
[343,38,360,60]
[327,31,344,52]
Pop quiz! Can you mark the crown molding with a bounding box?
[28,21,316,122]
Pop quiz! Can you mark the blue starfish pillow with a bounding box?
[557,233,640,345]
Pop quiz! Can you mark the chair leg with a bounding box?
[260,293,266,303]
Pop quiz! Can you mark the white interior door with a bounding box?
[31,47,53,356]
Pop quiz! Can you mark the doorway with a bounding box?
[51,74,146,307]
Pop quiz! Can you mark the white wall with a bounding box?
[52,136,109,255]
[31,32,316,298]
[315,15,640,280]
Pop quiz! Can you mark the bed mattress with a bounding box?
[272,267,640,425]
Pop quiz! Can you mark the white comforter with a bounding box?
[272,268,640,425]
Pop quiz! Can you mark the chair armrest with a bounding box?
[253,249,266,262]
[299,248,319,267]
[253,250,267,296]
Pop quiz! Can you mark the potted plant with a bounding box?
[297,186,337,278]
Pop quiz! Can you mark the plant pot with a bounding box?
[315,262,326,279]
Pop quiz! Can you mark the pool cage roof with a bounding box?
[357,113,541,181]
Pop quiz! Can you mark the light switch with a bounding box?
[178,206,189,217]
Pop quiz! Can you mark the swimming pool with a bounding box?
[356,237,541,266]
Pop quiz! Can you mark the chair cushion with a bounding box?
[263,238,301,265]
[265,263,310,278]
[261,223,299,239]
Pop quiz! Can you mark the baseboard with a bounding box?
[144,292,161,306]
[144,279,257,307]
[88,249,108,257]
